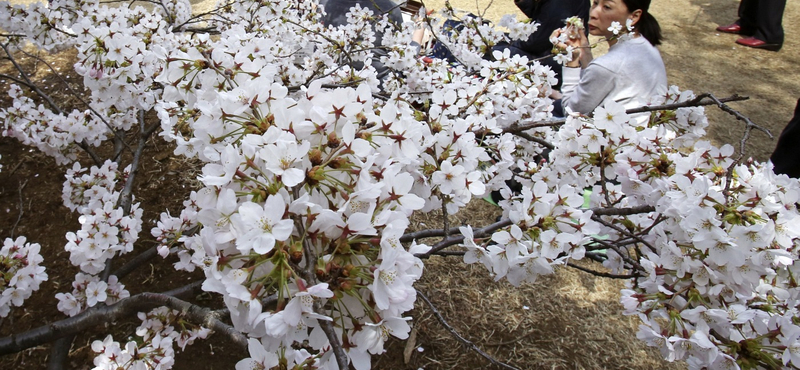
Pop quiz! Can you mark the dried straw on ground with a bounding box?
[377,200,686,370]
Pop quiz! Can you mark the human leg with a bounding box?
[717,0,753,35]
[752,0,786,45]
[736,0,784,51]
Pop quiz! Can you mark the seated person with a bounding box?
[551,0,667,124]
[319,0,404,80]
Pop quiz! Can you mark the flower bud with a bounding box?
[289,242,304,264]
[328,157,347,169]
[327,132,341,148]
[309,149,323,166]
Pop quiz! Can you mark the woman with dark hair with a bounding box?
[551,0,667,124]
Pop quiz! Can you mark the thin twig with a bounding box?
[565,262,635,279]
[0,43,62,113]
[15,47,130,152]
[441,199,450,238]
[417,290,521,370]
[292,185,349,370]
[587,237,643,272]
[75,140,102,166]
[591,214,657,254]
[625,93,750,114]
[10,180,28,239]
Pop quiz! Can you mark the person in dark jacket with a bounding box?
[771,98,800,178]
[319,0,404,80]
[497,0,589,87]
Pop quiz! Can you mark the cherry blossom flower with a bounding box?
[232,195,294,254]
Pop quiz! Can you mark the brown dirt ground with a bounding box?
[1,0,798,369]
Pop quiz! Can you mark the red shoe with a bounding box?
[736,37,782,51]
[716,23,742,34]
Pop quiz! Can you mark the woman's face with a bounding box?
[587,0,641,39]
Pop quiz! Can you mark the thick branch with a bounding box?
[413,218,513,259]
[112,246,159,280]
[400,226,462,242]
[477,94,751,137]
[116,110,150,214]
[417,290,521,370]
[625,93,750,114]
[589,205,655,216]
[0,292,246,356]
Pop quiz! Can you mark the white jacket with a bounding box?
[561,36,667,124]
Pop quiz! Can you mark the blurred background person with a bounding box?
[716,0,785,51]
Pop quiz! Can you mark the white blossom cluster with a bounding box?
[69,0,179,114]
[0,84,105,165]
[0,237,48,318]
[61,160,143,274]
[464,88,800,368]
[151,192,201,271]
[1,0,799,369]
[55,273,128,316]
[146,1,553,367]
[0,0,77,50]
[90,307,211,370]
[0,0,182,165]
[498,14,539,42]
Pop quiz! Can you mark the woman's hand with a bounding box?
[551,25,591,68]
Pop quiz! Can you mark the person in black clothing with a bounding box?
[496,0,589,87]
[771,98,800,178]
[716,0,785,51]
[319,0,404,80]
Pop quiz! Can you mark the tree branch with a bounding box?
[116,110,150,214]
[475,93,751,137]
[590,214,657,254]
[565,262,635,279]
[413,218,513,259]
[14,47,130,152]
[0,42,62,114]
[589,205,655,216]
[625,93,750,114]
[514,131,554,150]
[0,292,246,356]
[112,246,159,280]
